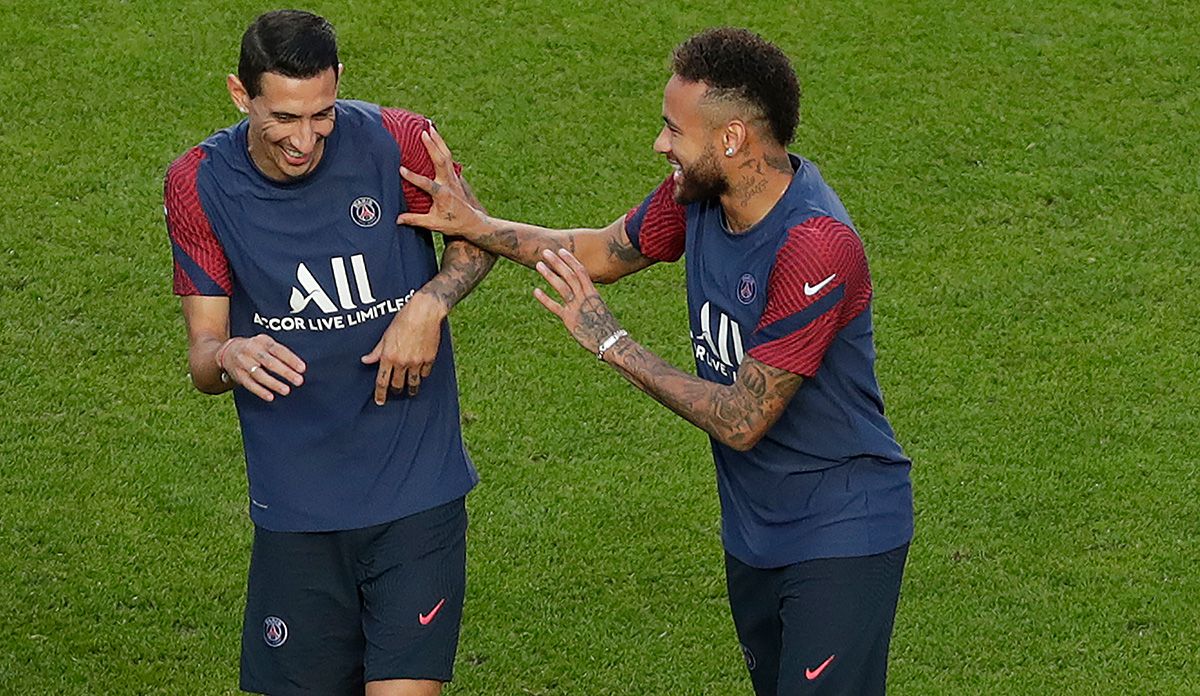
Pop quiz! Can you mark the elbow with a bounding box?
[193,377,223,395]
[719,428,768,452]
[589,267,625,285]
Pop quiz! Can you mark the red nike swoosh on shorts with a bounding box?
[805,654,836,680]
[419,598,447,626]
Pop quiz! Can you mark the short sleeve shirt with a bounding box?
[625,156,913,567]
[164,101,477,532]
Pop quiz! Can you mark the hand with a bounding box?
[533,248,622,354]
[361,292,445,405]
[395,127,487,238]
[220,335,306,402]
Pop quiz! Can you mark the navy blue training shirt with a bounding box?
[625,155,913,568]
[164,100,477,532]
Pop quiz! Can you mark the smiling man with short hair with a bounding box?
[397,27,913,696]
[163,10,494,695]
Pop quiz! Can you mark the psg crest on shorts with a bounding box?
[263,616,288,648]
[737,273,758,305]
[350,196,381,227]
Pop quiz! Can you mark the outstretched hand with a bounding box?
[533,248,623,355]
[396,127,486,238]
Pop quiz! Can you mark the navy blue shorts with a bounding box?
[239,498,467,695]
[725,544,908,696]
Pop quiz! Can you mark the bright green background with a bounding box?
[1,1,1196,693]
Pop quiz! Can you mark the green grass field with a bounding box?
[1,0,1197,693]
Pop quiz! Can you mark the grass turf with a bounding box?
[0,0,1196,693]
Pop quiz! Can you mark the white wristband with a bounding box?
[596,329,628,361]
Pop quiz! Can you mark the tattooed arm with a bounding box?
[362,177,497,405]
[395,127,654,284]
[533,249,802,451]
[416,178,498,311]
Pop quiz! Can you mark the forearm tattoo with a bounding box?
[423,240,497,311]
[420,181,497,310]
[474,223,577,269]
[604,342,802,450]
[606,233,646,265]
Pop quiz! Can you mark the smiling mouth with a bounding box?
[281,145,310,166]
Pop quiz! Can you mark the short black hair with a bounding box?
[238,10,339,98]
[671,28,800,146]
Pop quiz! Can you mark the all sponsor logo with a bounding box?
[253,255,415,332]
[263,616,288,648]
[290,254,377,314]
[350,196,381,228]
[692,301,746,379]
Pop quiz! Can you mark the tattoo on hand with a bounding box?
[576,294,620,344]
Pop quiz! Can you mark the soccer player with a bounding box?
[163,10,494,696]
[396,28,913,696]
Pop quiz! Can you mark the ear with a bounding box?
[227,74,250,114]
[722,120,748,157]
[337,62,345,79]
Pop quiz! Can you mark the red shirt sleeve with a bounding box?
[164,147,232,296]
[380,108,464,215]
[747,216,872,377]
[623,175,686,262]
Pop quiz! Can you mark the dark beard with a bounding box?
[673,148,728,204]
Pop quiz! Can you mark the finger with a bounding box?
[396,211,435,229]
[399,165,436,194]
[390,365,408,390]
[374,365,392,406]
[361,342,382,364]
[427,126,455,167]
[240,377,276,402]
[407,370,421,397]
[539,250,583,298]
[256,350,304,387]
[535,260,575,302]
[237,359,292,396]
[533,287,565,317]
[229,362,276,402]
[558,249,594,289]
[420,363,433,378]
[421,130,454,178]
[253,336,307,374]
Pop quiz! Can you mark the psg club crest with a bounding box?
[737,273,757,305]
[350,196,381,228]
[263,616,288,648]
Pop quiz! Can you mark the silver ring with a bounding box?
[248,365,259,374]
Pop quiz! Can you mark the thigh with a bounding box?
[360,498,469,685]
[240,526,365,696]
[725,552,784,696]
[776,544,909,696]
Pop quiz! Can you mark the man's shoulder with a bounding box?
[336,100,427,128]
[165,123,242,182]
[782,156,856,231]
[166,145,206,187]
[335,100,433,150]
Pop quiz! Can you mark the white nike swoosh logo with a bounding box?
[803,274,837,296]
